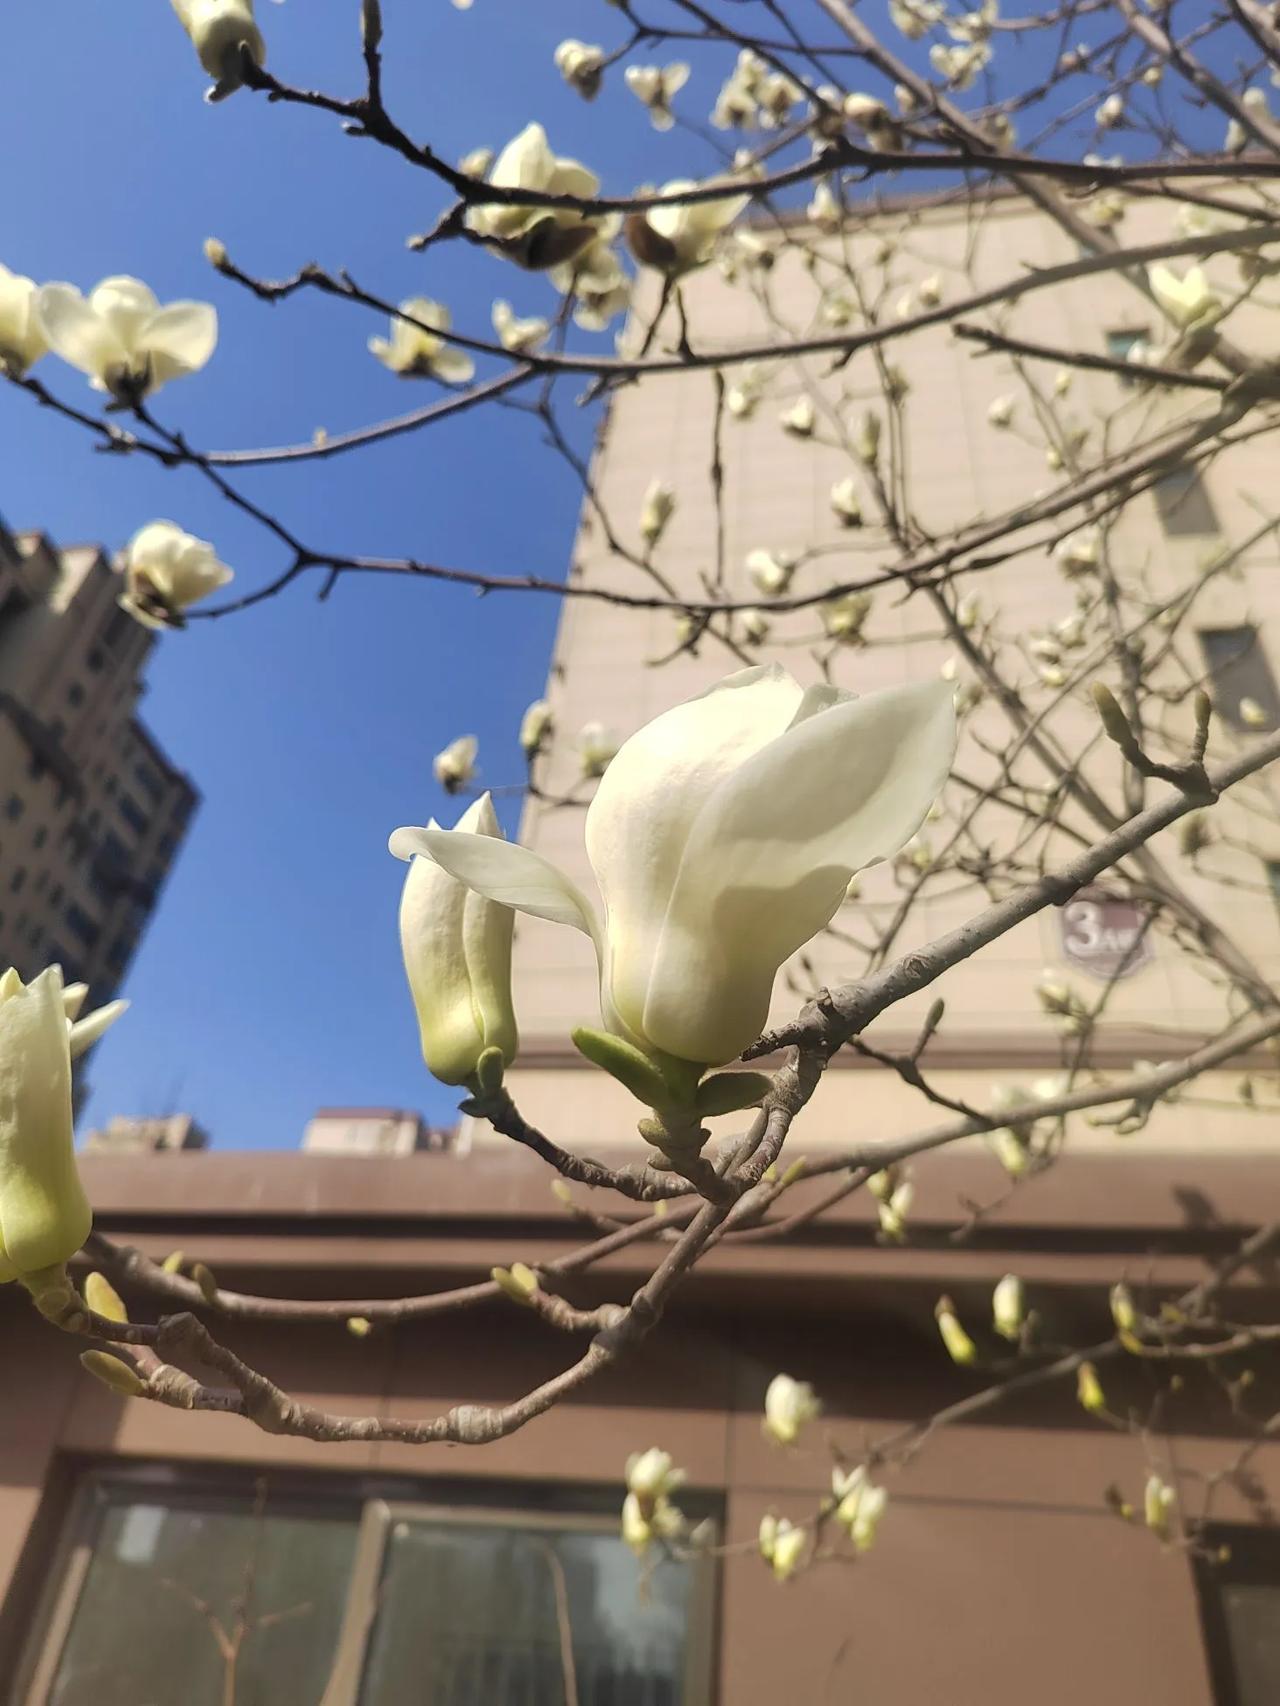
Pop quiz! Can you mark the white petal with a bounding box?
[36,284,127,381]
[61,982,90,1023]
[586,665,803,1041]
[142,301,218,386]
[390,825,602,946]
[69,999,128,1060]
[642,680,956,1061]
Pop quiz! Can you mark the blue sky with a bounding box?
[2,3,1208,1147]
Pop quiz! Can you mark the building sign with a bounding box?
[1059,888,1154,980]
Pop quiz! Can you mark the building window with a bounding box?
[1155,463,1219,536]
[32,825,47,850]
[1196,1525,1280,1706]
[9,866,25,895]
[49,884,63,908]
[67,681,85,708]
[134,761,164,803]
[64,903,101,949]
[1199,627,1280,730]
[118,793,148,837]
[26,756,45,783]
[86,646,105,672]
[5,793,23,821]
[21,1470,714,1706]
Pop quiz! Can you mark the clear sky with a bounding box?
[2,3,1209,1148]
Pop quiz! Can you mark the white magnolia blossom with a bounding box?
[118,520,234,630]
[554,39,605,101]
[756,71,802,129]
[745,548,797,598]
[1053,525,1101,575]
[625,1448,686,1502]
[433,735,478,793]
[830,477,863,527]
[917,273,943,307]
[628,178,751,274]
[875,1177,913,1240]
[764,1372,821,1445]
[855,411,882,464]
[37,275,217,398]
[578,721,620,778]
[1239,696,1269,729]
[0,967,126,1289]
[622,1487,684,1555]
[987,395,1015,429]
[889,0,944,38]
[397,794,517,1088]
[1144,1474,1177,1540]
[0,264,48,376]
[929,40,991,88]
[1147,263,1221,330]
[832,1466,889,1551]
[780,395,816,438]
[625,63,690,130]
[992,1273,1025,1341]
[808,180,842,233]
[490,300,549,355]
[170,0,265,102]
[740,607,771,645]
[467,123,602,271]
[519,699,553,756]
[843,93,903,151]
[550,220,632,331]
[639,480,676,548]
[1096,94,1124,129]
[758,1515,807,1581]
[823,592,874,644]
[711,49,765,129]
[394,666,955,1072]
[369,298,475,382]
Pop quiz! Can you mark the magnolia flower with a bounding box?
[519,699,553,756]
[830,478,863,527]
[759,1515,807,1581]
[833,1467,888,1551]
[844,94,903,151]
[117,521,234,630]
[875,1177,913,1241]
[890,0,944,38]
[780,396,816,438]
[626,1448,686,1502]
[550,223,632,331]
[369,298,474,382]
[757,71,801,128]
[0,264,48,375]
[640,480,676,547]
[392,665,955,1078]
[1144,1474,1176,1540]
[935,1296,977,1365]
[1077,1361,1107,1414]
[726,364,765,417]
[0,966,126,1294]
[855,412,881,465]
[823,592,873,644]
[37,276,217,399]
[467,124,602,271]
[746,549,797,598]
[578,722,621,779]
[930,40,991,87]
[763,1373,821,1446]
[554,39,605,101]
[625,63,690,130]
[397,794,517,1089]
[490,300,549,355]
[626,179,751,274]
[740,608,770,645]
[1096,94,1124,129]
[987,395,1015,429]
[992,1273,1025,1341]
[1148,263,1220,330]
[622,1489,684,1555]
[808,180,842,233]
[433,736,478,794]
[1053,526,1100,575]
[170,0,265,102]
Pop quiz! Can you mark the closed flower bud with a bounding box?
[118,521,233,630]
[823,592,873,644]
[740,607,771,645]
[1144,1473,1176,1539]
[578,721,621,778]
[38,275,217,399]
[519,699,554,756]
[830,477,863,527]
[763,1372,821,1445]
[434,736,479,793]
[625,1447,686,1503]
[833,1466,888,1550]
[555,39,606,101]
[992,1273,1025,1341]
[1109,1282,1138,1335]
[347,1316,372,1337]
[492,1261,539,1304]
[1076,1360,1107,1414]
[639,480,676,547]
[390,794,518,1089]
[0,967,123,1290]
[80,1350,146,1398]
[170,0,265,101]
[935,1297,978,1365]
[760,1515,807,1581]
[0,263,49,376]
[780,395,815,437]
[987,395,1015,429]
[369,298,475,383]
[855,412,881,465]
[746,548,798,599]
[1239,696,1269,729]
[84,1272,128,1324]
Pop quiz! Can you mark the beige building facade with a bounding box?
[485,189,1280,1161]
[0,523,196,1008]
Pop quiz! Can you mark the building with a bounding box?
[302,1107,450,1156]
[0,522,197,1007]
[81,1115,209,1155]
[1,195,1279,1704]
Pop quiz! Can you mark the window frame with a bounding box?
[1193,1522,1280,1706]
[19,1471,719,1706]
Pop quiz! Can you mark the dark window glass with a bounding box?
[47,718,65,743]
[33,825,47,850]
[1156,464,1220,536]
[1197,1526,1280,1706]
[5,794,23,821]
[9,866,25,894]
[1199,628,1280,731]
[67,682,85,708]
[28,921,41,950]
[107,933,135,971]
[86,647,104,672]
[64,904,100,949]
[134,762,164,804]
[118,794,148,837]
[26,756,45,783]
[360,1513,698,1704]
[43,1483,361,1706]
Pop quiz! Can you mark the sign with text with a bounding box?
[1059,889,1154,980]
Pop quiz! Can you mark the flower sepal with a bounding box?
[22,1263,88,1331]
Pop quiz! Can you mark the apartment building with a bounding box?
[0,522,196,1006]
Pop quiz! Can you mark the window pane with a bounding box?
[48,1486,360,1706]
[1155,464,1219,536]
[1219,1581,1280,1705]
[360,1515,699,1705]
[1199,627,1280,730]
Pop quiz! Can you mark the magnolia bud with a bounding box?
[80,1350,146,1398]
[519,699,554,756]
[192,1263,219,1304]
[1076,1361,1107,1414]
[347,1316,372,1337]
[763,1373,821,1445]
[935,1297,977,1365]
[992,1273,1025,1342]
[492,1261,539,1304]
[84,1272,128,1324]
